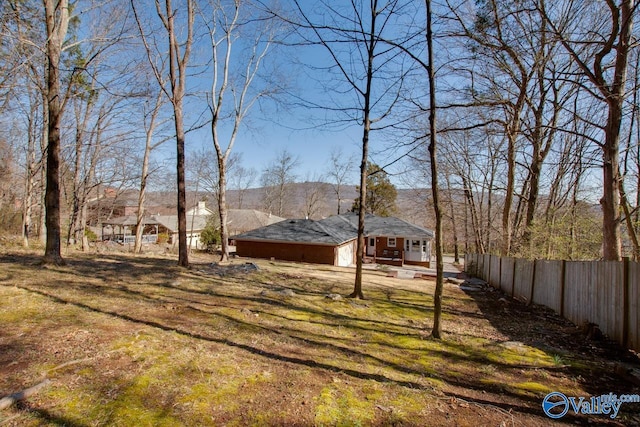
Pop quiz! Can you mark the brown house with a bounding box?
[234,218,356,267]
[233,213,433,267]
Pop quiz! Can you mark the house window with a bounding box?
[388,237,396,247]
[369,238,375,247]
[405,239,410,251]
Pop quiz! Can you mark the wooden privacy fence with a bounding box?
[465,254,640,352]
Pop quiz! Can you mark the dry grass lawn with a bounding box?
[0,248,639,426]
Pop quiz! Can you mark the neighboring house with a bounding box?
[101,201,284,251]
[233,218,357,267]
[101,215,161,244]
[233,213,433,267]
[154,211,210,250]
[335,214,434,267]
[100,200,212,248]
[88,188,176,228]
[226,209,285,238]
[187,200,215,216]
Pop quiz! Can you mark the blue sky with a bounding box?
[143,0,427,190]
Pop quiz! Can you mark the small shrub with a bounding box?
[84,228,98,242]
[200,216,220,249]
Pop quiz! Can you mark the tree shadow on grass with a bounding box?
[16,402,89,427]
[5,283,553,421]
[12,284,433,390]
[0,252,603,422]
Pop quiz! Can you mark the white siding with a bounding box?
[337,242,355,267]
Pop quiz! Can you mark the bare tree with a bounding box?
[41,0,70,265]
[301,174,328,219]
[541,0,636,260]
[199,0,276,262]
[423,0,444,339]
[261,149,299,217]
[229,161,257,209]
[290,0,414,299]
[327,147,354,215]
[135,89,167,253]
[132,0,194,267]
[2,2,45,248]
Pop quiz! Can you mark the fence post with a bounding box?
[473,254,477,276]
[472,254,477,276]
[487,254,491,284]
[498,256,503,291]
[623,257,630,348]
[560,259,566,317]
[529,259,537,306]
[511,258,516,297]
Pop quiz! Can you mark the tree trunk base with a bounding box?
[41,254,65,266]
[347,291,365,299]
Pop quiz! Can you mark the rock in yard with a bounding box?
[465,277,488,286]
[275,288,296,297]
[325,293,343,301]
[240,307,257,317]
[242,262,260,272]
[460,283,484,292]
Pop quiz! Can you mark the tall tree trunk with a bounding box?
[135,92,163,254]
[134,157,149,254]
[42,0,69,265]
[445,175,459,264]
[349,0,379,300]
[463,189,469,255]
[22,105,37,248]
[351,120,368,299]
[162,0,194,268]
[39,93,48,245]
[462,177,484,253]
[426,0,444,339]
[218,157,229,261]
[501,131,517,256]
[601,100,623,259]
[485,152,495,253]
[600,0,633,260]
[175,106,188,266]
[80,201,89,251]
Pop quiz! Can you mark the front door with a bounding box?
[366,237,376,256]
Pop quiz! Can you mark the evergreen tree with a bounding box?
[351,163,397,216]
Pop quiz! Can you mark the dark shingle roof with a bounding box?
[233,213,433,245]
[330,213,434,238]
[226,209,285,234]
[233,219,356,245]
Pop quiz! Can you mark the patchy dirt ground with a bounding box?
[0,249,639,426]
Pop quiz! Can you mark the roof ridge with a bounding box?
[393,216,433,234]
[313,219,342,242]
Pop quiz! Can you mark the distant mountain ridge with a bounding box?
[127,182,436,230]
